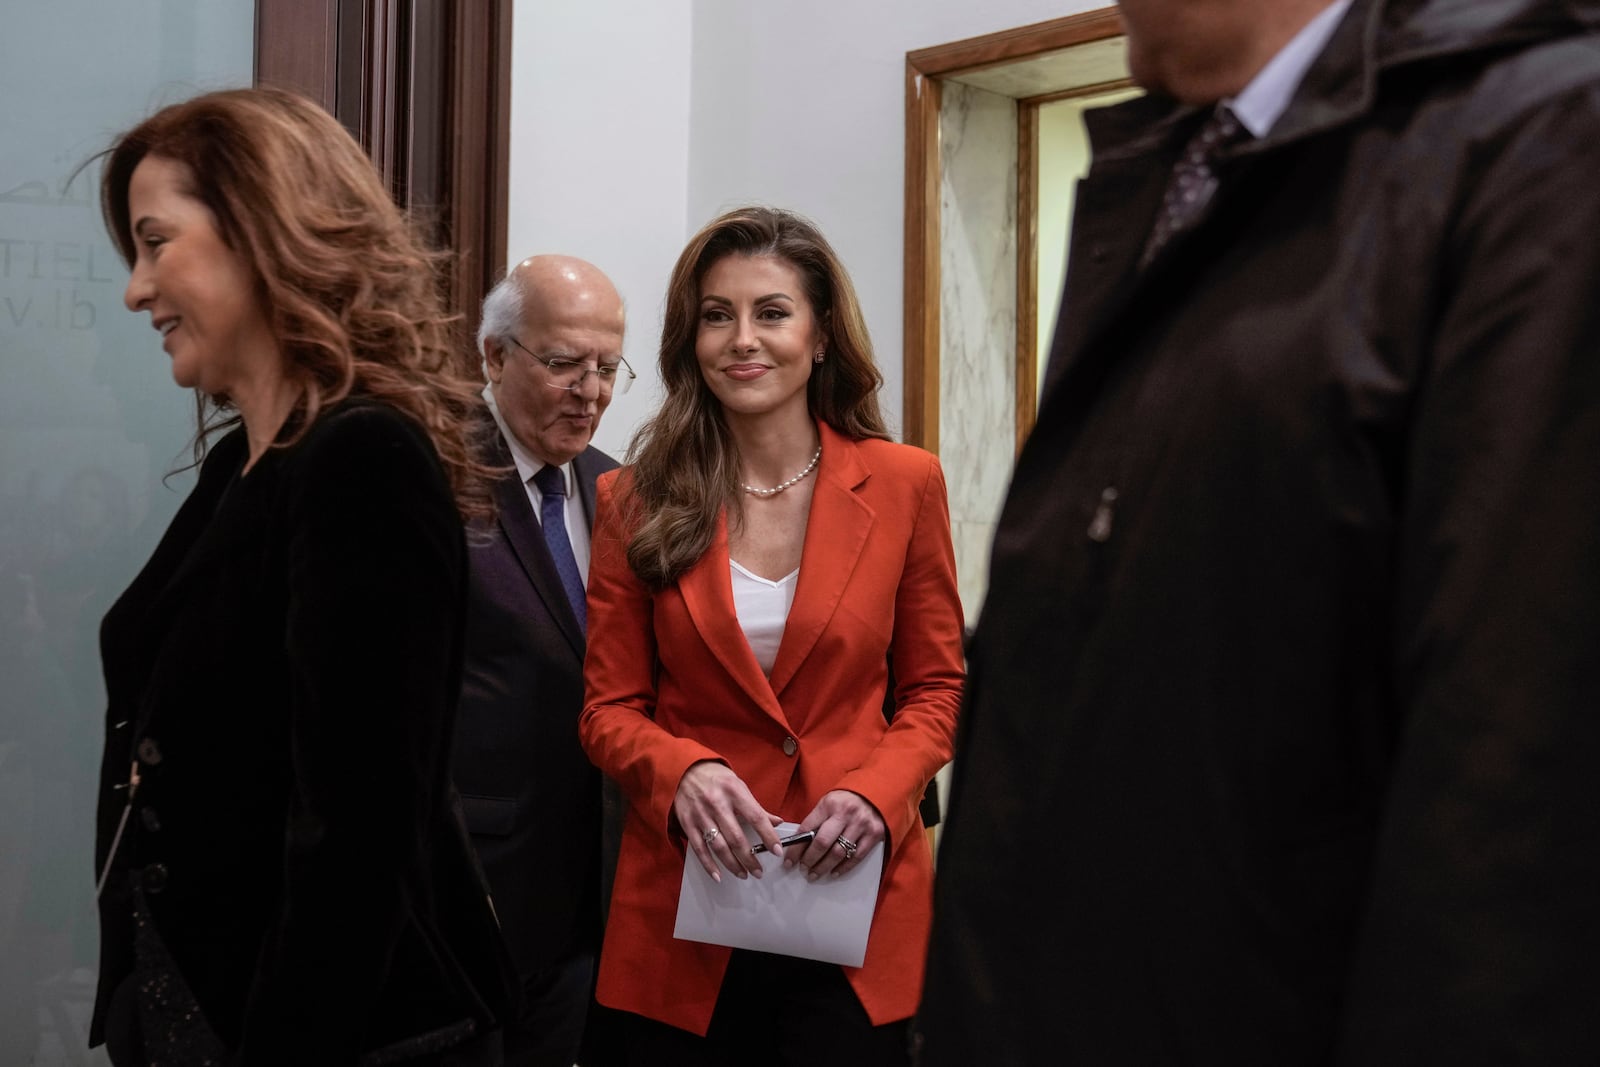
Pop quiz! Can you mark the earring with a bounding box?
[813,349,825,363]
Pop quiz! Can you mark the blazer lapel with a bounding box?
[573,447,603,528]
[768,426,873,704]
[114,433,246,691]
[676,514,791,728]
[151,463,245,613]
[490,441,585,658]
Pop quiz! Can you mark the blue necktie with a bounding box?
[532,464,587,634]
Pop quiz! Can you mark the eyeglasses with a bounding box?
[505,336,635,395]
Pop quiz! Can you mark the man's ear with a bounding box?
[484,339,506,383]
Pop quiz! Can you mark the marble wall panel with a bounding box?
[938,81,1017,623]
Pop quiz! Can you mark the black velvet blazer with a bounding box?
[92,401,512,1065]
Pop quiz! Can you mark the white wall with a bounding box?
[511,0,1107,452]
[686,0,1101,439]
[506,0,694,458]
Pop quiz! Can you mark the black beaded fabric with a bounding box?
[132,885,230,1066]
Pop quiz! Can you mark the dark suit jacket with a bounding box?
[93,402,512,1065]
[452,433,619,984]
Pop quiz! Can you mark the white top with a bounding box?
[1227,0,1354,137]
[483,383,592,579]
[730,559,799,675]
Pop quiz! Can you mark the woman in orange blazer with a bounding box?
[579,206,964,1064]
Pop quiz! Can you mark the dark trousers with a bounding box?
[621,950,910,1067]
[503,950,594,1067]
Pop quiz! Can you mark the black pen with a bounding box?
[751,830,815,855]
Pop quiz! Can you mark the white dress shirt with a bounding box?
[1227,0,1354,138]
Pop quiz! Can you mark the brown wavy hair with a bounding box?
[624,205,889,588]
[99,87,494,519]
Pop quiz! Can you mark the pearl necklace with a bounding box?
[741,445,822,498]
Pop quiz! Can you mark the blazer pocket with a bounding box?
[460,794,517,838]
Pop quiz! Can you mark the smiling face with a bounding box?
[694,253,827,427]
[122,155,278,396]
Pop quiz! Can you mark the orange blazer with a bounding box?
[579,421,965,1035]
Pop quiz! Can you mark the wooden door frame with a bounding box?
[256,0,511,339]
[902,8,1124,453]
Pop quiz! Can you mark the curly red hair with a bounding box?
[101,87,494,518]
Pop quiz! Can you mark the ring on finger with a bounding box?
[703,827,720,846]
[834,834,858,861]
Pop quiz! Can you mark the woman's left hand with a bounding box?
[791,790,886,880]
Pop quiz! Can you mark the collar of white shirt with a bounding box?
[482,382,571,495]
[1226,0,1354,139]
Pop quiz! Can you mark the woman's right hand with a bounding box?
[674,760,785,882]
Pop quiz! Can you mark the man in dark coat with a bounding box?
[920,0,1600,1064]
[452,255,626,1067]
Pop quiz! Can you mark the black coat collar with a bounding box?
[1087,0,1600,163]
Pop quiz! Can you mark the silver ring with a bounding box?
[834,835,858,861]
[703,827,720,846]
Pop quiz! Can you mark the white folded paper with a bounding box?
[673,822,884,967]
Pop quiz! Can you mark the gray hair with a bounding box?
[477,273,525,363]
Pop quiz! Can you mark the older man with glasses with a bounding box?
[452,254,629,1067]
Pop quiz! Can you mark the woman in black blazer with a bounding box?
[91,88,512,1066]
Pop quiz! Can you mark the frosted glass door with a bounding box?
[1,4,254,1062]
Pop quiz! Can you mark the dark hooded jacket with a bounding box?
[920,1,1600,1064]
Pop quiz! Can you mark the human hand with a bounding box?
[673,760,784,882]
[792,789,885,880]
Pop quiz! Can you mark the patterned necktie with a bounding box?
[1140,104,1246,269]
[531,464,587,634]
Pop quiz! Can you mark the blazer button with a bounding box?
[137,737,163,766]
[782,736,798,757]
[140,806,162,833]
[141,862,169,894]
